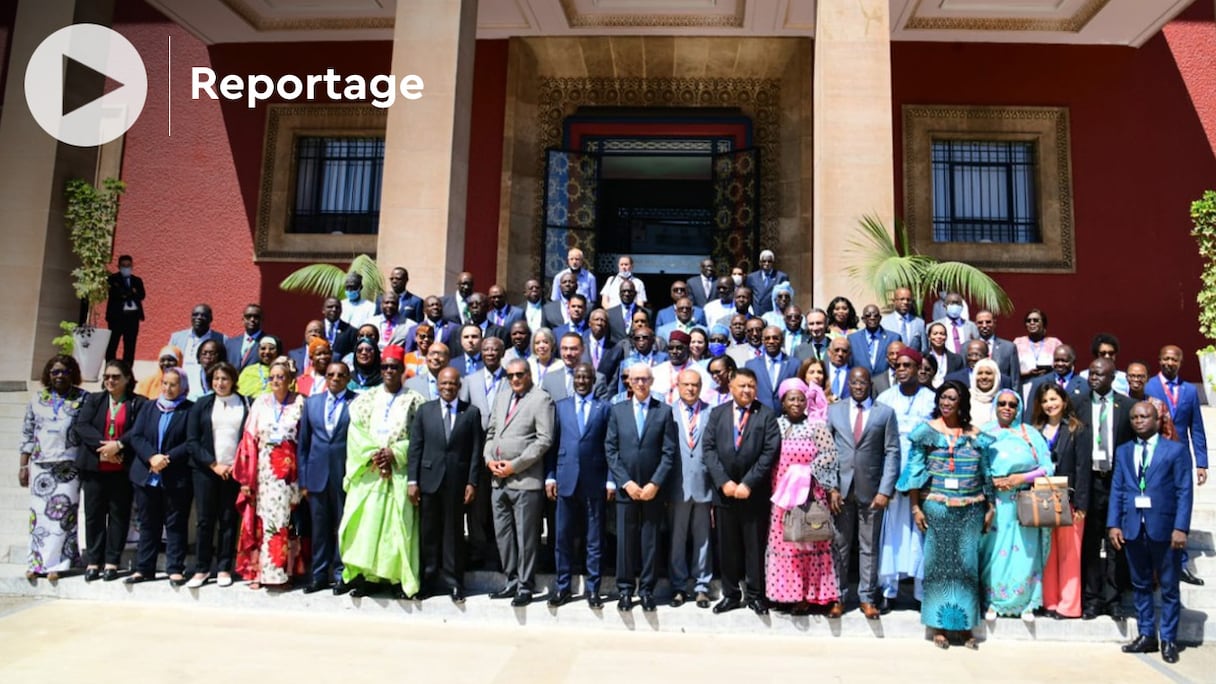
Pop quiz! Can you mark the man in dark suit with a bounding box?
[287,320,324,376]
[605,363,677,612]
[1028,344,1086,400]
[605,280,649,345]
[321,297,357,359]
[298,361,357,594]
[544,272,577,330]
[583,309,611,374]
[449,324,484,377]
[870,340,905,398]
[104,254,146,364]
[484,358,555,606]
[668,368,715,608]
[745,249,788,316]
[486,284,524,330]
[441,271,476,325]
[554,294,591,340]
[743,326,800,409]
[974,310,1020,389]
[422,296,459,347]
[827,367,901,619]
[596,326,668,397]
[944,340,1015,391]
[1071,357,1135,620]
[385,266,424,322]
[1108,401,1193,664]
[702,368,781,614]
[848,304,904,378]
[793,308,831,363]
[224,304,270,371]
[825,336,853,400]
[466,292,508,344]
[407,367,484,603]
[689,258,717,309]
[545,362,612,608]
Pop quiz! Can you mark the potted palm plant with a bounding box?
[279,253,385,299]
[846,214,1014,315]
[61,177,126,380]
[1190,190,1216,402]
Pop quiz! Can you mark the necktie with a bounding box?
[1098,396,1109,452]
[686,404,697,446]
[734,406,748,448]
[814,342,824,360]
[833,367,845,397]
[327,321,336,344]
[853,402,866,443]
[951,321,963,354]
[985,338,994,358]
[1057,375,1066,388]
[444,403,454,437]
[868,334,878,367]
[769,356,780,389]
[429,376,437,400]
[635,401,646,438]
[1138,439,1149,491]
[900,317,908,344]
[577,397,587,435]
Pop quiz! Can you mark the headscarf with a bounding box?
[982,388,1053,478]
[135,345,185,398]
[895,347,923,366]
[351,337,382,388]
[777,377,828,423]
[307,336,331,357]
[668,330,691,346]
[155,367,189,413]
[969,358,1002,426]
[770,281,794,312]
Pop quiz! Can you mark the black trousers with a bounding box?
[716,501,769,601]
[192,469,239,574]
[80,470,133,567]
[1082,471,1128,613]
[133,483,192,576]
[105,314,140,364]
[308,484,345,584]
[420,478,468,591]
[615,498,665,595]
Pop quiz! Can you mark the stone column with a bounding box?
[812,0,895,304]
[0,0,112,381]
[376,0,477,297]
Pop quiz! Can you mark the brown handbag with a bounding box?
[783,497,835,542]
[1015,476,1073,528]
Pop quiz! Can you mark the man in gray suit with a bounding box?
[465,337,507,571]
[880,287,925,353]
[870,340,905,398]
[932,292,978,355]
[404,343,451,401]
[827,367,901,620]
[541,332,584,402]
[169,304,225,362]
[668,368,715,609]
[974,310,1020,389]
[484,358,555,606]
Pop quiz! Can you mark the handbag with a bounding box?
[782,497,834,543]
[1015,476,1073,528]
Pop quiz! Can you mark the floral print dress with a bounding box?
[234,393,304,585]
[21,388,87,573]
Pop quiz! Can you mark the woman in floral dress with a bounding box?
[234,356,304,589]
[19,355,86,580]
[765,378,840,614]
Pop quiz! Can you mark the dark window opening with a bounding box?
[291,136,384,234]
[931,140,1040,243]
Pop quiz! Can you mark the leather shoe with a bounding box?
[350,582,377,598]
[303,581,330,595]
[1082,610,1100,621]
[123,573,151,585]
[450,587,466,604]
[617,593,634,612]
[1121,635,1159,654]
[1180,568,1205,586]
[747,598,769,616]
[713,596,743,614]
[490,586,517,600]
[588,594,605,609]
[860,602,881,620]
[670,590,688,607]
[827,601,844,618]
[102,568,119,582]
[511,591,532,607]
[1162,641,1179,664]
[335,576,362,596]
[640,595,657,612]
[84,568,101,583]
[547,589,571,607]
[695,591,711,609]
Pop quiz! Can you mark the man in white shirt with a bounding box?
[521,279,545,333]
[550,248,597,303]
[601,255,649,310]
[340,273,377,329]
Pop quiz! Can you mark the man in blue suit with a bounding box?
[1108,401,1193,665]
[667,368,715,608]
[654,282,707,330]
[848,304,903,377]
[1145,344,1208,586]
[545,363,613,608]
[487,284,524,330]
[605,363,677,612]
[744,326,800,409]
[745,249,788,316]
[298,361,358,594]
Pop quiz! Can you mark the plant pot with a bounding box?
[1198,349,1216,406]
[73,327,111,382]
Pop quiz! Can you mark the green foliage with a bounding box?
[65,177,126,326]
[52,321,77,356]
[1191,190,1216,344]
[279,253,385,300]
[846,214,1013,315]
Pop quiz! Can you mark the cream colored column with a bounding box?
[0,0,111,381]
[812,0,895,305]
[376,0,477,297]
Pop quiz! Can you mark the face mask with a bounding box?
[709,342,728,357]
[946,304,963,319]
[731,275,743,287]
[346,289,361,302]
[119,267,132,277]
[620,270,632,279]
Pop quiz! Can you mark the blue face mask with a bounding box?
[345,289,361,302]
[119,267,132,277]
[709,342,728,357]
[946,303,963,319]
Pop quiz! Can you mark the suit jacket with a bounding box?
[605,396,677,498]
[224,330,270,371]
[128,401,194,488]
[688,274,717,308]
[847,327,903,375]
[596,344,668,396]
[465,367,508,431]
[322,319,357,358]
[553,321,590,342]
[928,349,966,376]
[288,345,309,376]
[450,353,484,378]
[1146,375,1209,468]
[546,393,612,497]
[483,385,555,490]
[405,369,440,401]
[420,319,459,347]
[880,312,926,353]
[932,317,979,355]
[72,393,150,472]
[827,400,901,504]
[1049,423,1093,512]
[297,389,356,492]
[407,399,484,494]
[745,269,789,315]
[542,300,568,330]
[1070,389,1135,461]
[978,336,1021,389]
[1107,437,1192,542]
[168,329,226,360]
[104,272,145,323]
[541,365,579,403]
[377,291,424,322]
[486,305,524,330]
[668,399,714,503]
[744,354,801,409]
[1028,372,1085,402]
[441,294,470,325]
[871,369,894,398]
[477,321,508,345]
[186,392,250,471]
[793,338,832,363]
[605,304,651,345]
[654,305,706,330]
[701,401,781,507]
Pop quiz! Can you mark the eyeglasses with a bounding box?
[243,313,261,319]
[505,371,528,379]
[380,364,404,372]
[325,372,350,378]
[269,374,288,381]
[49,369,70,377]
[1024,317,1042,323]
[630,377,653,384]
[102,373,124,381]
[996,400,1019,408]
[893,362,916,369]
[632,335,652,341]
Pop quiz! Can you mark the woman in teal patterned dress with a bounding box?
[898,379,995,649]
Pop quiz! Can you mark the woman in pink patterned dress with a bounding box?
[765,378,840,614]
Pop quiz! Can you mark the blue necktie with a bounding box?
[577,397,587,435]
[635,401,646,438]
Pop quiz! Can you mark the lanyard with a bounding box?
[106,397,123,439]
[50,391,65,419]
[326,394,345,423]
[274,396,292,423]
[1138,441,1150,492]
[945,428,962,472]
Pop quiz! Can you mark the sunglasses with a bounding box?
[102,373,124,380]
[632,335,652,341]
[505,371,528,379]
[269,374,288,381]
[49,369,70,377]
[380,364,404,372]
[997,400,1019,408]
[243,313,261,319]
[893,362,916,369]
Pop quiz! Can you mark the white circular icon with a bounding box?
[24,23,147,148]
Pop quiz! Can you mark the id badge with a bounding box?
[1135,496,1152,509]
[944,477,960,490]
[1093,449,1109,470]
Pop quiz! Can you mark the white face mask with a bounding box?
[620,270,632,279]
[731,274,743,287]
[946,304,963,320]
[119,267,133,277]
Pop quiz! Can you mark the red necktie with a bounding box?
[853,403,865,442]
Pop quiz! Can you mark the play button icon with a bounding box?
[24,24,147,148]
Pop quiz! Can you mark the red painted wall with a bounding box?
[463,39,507,286]
[892,2,1216,378]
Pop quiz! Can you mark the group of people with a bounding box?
[19,249,1204,663]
